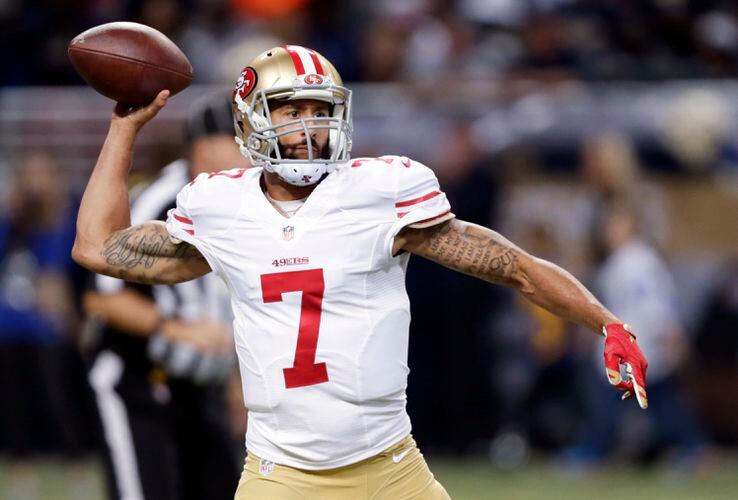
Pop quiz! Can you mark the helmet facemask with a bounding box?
[234,75,353,187]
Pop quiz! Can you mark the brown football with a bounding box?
[68,22,193,105]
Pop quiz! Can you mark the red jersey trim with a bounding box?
[184,229,195,235]
[395,190,441,208]
[173,213,193,225]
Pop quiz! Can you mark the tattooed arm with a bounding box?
[396,218,618,334]
[89,222,210,284]
[72,90,210,284]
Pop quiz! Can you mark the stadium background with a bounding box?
[1,0,737,498]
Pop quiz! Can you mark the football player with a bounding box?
[73,46,648,499]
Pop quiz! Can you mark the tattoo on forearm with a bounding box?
[407,219,614,331]
[413,220,521,285]
[102,224,202,271]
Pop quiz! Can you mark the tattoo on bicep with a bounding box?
[102,225,201,270]
[419,221,520,284]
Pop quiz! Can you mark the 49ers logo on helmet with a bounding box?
[233,66,258,100]
[304,74,323,85]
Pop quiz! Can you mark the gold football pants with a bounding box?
[234,435,450,499]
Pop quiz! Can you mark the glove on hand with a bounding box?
[603,323,648,409]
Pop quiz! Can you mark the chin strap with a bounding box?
[234,136,251,159]
[234,93,249,114]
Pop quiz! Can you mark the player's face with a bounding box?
[269,99,331,160]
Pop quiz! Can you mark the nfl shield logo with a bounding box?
[282,225,294,241]
[259,458,275,475]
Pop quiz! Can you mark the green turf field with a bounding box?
[429,456,738,500]
[0,458,105,500]
[1,455,736,499]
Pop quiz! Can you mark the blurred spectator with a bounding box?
[0,152,76,342]
[564,200,707,467]
[0,151,92,455]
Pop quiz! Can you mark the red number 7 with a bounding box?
[260,269,329,389]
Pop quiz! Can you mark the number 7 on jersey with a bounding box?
[260,269,330,389]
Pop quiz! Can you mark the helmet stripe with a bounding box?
[284,45,325,76]
[307,49,324,75]
[283,45,306,74]
[292,46,317,74]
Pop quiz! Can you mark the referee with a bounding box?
[83,92,250,500]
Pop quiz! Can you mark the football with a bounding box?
[68,22,193,105]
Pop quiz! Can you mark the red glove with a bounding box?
[603,323,648,409]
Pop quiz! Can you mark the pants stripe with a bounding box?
[89,351,145,500]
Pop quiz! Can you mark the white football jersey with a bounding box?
[166,155,453,470]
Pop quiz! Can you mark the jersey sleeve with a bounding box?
[389,156,453,224]
[165,177,199,245]
[164,173,225,276]
[380,156,454,257]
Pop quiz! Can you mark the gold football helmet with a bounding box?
[232,45,352,186]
